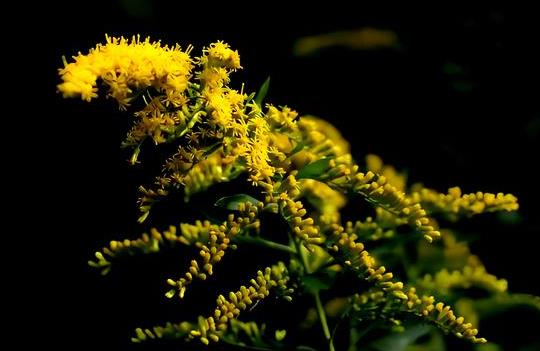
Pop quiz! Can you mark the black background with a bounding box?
[25,1,540,350]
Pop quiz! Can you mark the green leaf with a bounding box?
[297,157,331,179]
[215,194,261,210]
[254,77,271,107]
[368,324,432,351]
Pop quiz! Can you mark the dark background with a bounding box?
[28,2,540,350]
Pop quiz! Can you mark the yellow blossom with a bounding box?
[58,35,192,107]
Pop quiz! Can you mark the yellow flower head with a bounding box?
[202,41,241,70]
[57,35,193,107]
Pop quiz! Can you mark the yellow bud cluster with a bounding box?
[351,171,440,242]
[345,218,395,241]
[282,194,323,246]
[411,186,519,219]
[88,225,191,275]
[329,225,405,299]
[332,226,485,343]
[190,263,291,345]
[262,175,323,246]
[166,203,260,299]
[403,288,486,343]
[351,288,392,321]
[132,321,193,343]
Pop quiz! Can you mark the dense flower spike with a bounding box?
[59,37,526,349]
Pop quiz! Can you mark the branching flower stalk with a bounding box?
[58,36,532,350]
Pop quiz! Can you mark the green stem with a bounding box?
[315,291,336,351]
[293,238,310,273]
[292,237,335,351]
[234,236,297,255]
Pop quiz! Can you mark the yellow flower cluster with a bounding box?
[261,173,323,246]
[123,97,186,146]
[411,186,519,219]
[344,217,396,241]
[89,201,260,300]
[348,171,441,242]
[167,202,261,299]
[131,318,273,344]
[329,224,410,300]
[198,41,243,127]
[402,288,486,343]
[330,225,486,343]
[349,278,486,344]
[182,152,244,201]
[57,35,192,107]
[190,263,291,345]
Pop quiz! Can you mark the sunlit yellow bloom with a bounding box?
[202,41,241,70]
[58,35,192,107]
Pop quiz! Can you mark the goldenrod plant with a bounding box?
[58,36,538,350]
